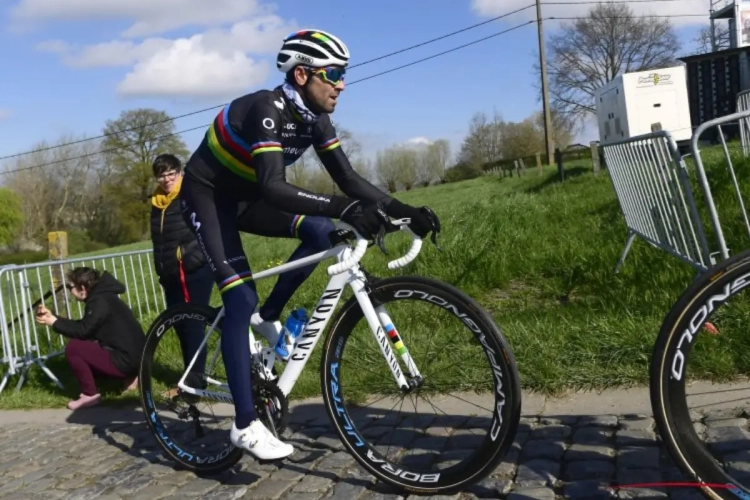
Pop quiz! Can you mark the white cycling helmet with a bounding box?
[276,29,350,73]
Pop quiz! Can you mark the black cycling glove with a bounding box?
[339,200,390,240]
[384,198,441,238]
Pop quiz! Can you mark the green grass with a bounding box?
[5,147,750,409]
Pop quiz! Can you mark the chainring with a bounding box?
[252,377,289,437]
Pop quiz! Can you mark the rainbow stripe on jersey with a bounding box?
[206,106,282,182]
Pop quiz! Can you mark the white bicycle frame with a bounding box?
[174,220,425,403]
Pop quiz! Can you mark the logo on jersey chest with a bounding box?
[284,146,306,156]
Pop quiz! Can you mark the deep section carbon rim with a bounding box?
[321,276,521,495]
[651,249,750,499]
[139,303,242,475]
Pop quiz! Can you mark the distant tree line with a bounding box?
[0,2,685,257]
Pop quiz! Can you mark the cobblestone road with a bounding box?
[0,396,746,500]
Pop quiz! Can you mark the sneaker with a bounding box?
[67,393,101,410]
[230,419,294,460]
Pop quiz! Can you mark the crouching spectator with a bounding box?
[35,267,146,410]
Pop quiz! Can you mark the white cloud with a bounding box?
[11,0,275,38]
[471,0,708,27]
[406,136,432,145]
[117,37,269,98]
[39,38,174,67]
[32,5,298,99]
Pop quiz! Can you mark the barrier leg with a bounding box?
[14,363,29,392]
[35,359,64,389]
[0,369,10,394]
[615,232,637,274]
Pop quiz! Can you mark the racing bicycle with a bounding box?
[138,217,521,495]
[651,248,750,500]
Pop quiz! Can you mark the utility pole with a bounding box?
[536,0,554,166]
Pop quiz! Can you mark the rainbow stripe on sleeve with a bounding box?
[315,137,341,154]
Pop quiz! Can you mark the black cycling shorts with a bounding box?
[179,164,328,295]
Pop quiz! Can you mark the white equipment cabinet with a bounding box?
[595,65,693,145]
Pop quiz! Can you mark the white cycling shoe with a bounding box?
[230,419,294,460]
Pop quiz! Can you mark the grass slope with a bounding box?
[5,151,750,409]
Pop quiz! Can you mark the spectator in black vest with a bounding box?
[151,154,214,391]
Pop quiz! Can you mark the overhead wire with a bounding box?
[1,8,710,174]
[0,3,538,161]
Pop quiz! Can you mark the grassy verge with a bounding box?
[4,149,750,409]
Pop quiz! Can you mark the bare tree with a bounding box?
[458,111,504,170]
[542,3,680,123]
[416,139,451,187]
[395,147,419,191]
[429,139,451,182]
[4,146,57,244]
[693,22,731,54]
[48,134,102,230]
[534,110,575,151]
[375,148,401,193]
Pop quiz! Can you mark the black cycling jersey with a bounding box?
[185,85,389,217]
[179,84,395,431]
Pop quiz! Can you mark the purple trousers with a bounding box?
[64,339,128,396]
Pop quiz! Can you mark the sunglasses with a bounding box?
[307,66,346,86]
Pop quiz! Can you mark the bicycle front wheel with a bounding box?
[651,249,750,499]
[320,275,521,495]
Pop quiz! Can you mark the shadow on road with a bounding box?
[58,395,715,498]
[61,397,516,494]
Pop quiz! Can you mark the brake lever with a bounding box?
[431,230,443,252]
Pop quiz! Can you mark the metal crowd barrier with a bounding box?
[690,109,750,262]
[737,90,750,157]
[0,248,166,394]
[602,131,712,273]
[602,108,750,274]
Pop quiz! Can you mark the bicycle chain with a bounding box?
[252,376,289,437]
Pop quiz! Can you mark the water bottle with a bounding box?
[274,307,308,360]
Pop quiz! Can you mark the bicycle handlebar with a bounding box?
[326,237,370,275]
[387,226,422,270]
[326,219,423,275]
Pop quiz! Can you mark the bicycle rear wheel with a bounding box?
[651,249,750,499]
[139,303,242,475]
[320,275,521,495]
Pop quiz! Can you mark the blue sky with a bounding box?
[0,0,710,169]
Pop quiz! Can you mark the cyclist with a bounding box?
[179,28,440,461]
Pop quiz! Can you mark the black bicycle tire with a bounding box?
[650,249,750,500]
[320,275,522,495]
[139,302,243,475]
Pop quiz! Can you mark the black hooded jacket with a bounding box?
[52,271,146,376]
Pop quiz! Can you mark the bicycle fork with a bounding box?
[350,275,424,392]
